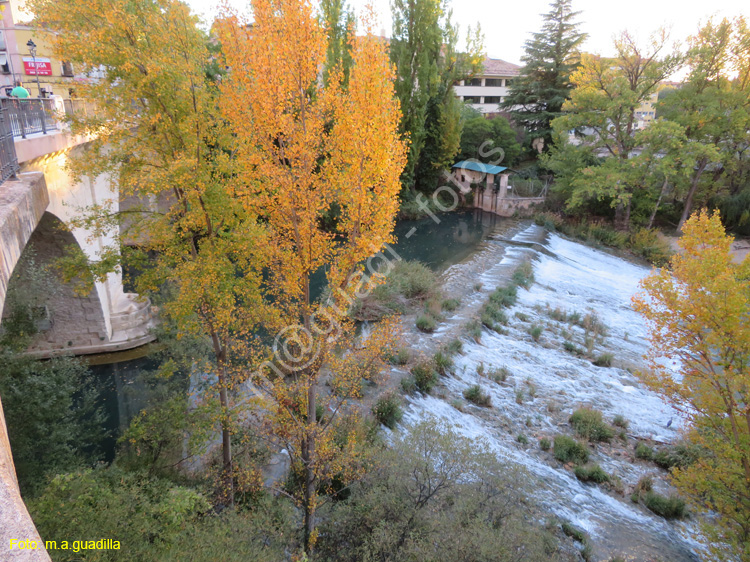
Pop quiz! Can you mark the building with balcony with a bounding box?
[454,57,520,116]
[0,0,83,98]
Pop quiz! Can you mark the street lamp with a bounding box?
[26,39,41,98]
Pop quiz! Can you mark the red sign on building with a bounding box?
[22,57,52,76]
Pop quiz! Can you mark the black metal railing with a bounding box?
[2,98,60,139]
[0,99,19,183]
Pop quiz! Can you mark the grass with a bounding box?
[372,393,403,429]
[563,341,585,356]
[400,376,416,394]
[612,415,629,430]
[463,384,492,407]
[352,260,438,321]
[512,261,535,289]
[553,435,589,464]
[561,521,586,543]
[528,324,543,342]
[569,408,614,442]
[465,319,482,343]
[443,338,463,356]
[441,298,460,312]
[416,314,437,333]
[574,464,610,484]
[433,350,454,375]
[515,389,524,404]
[481,302,509,333]
[592,352,614,367]
[488,365,511,384]
[387,348,410,366]
[643,492,686,519]
[635,442,654,461]
[653,443,702,470]
[411,361,438,394]
[515,311,530,322]
[489,284,518,308]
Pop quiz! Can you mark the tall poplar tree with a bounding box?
[390,0,482,193]
[29,0,266,504]
[218,0,406,550]
[501,0,586,150]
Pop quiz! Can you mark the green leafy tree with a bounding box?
[659,17,750,231]
[391,0,482,192]
[458,115,521,165]
[548,30,682,229]
[320,0,355,86]
[501,0,587,150]
[29,0,268,504]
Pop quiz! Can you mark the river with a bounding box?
[88,210,704,560]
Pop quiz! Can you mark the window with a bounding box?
[62,61,74,77]
[463,96,481,104]
[469,78,482,86]
[485,78,502,87]
[0,53,9,75]
[0,31,5,51]
[484,96,501,104]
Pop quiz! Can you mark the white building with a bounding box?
[454,57,520,115]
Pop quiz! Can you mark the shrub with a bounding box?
[443,338,463,356]
[490,285,518,308]
[635,475,653,494]
[515,389,524,404]
[528,324,543,341]
[539,438,551,451]
[546,306,567,322]
[569,408,614,442]
[635,442,654,461]
[400,376,416,394]
[653,443,702,470]
[517,434,529,445]
[465,319,482,343]
[416,314,437,333]
[372,393,403,429]
[566,311,581,325]
[561,521,586,543]
[643,492,686,519]
[628,228,672,267]
[515,311,530,322]
[411,362,437,394]
[481,302,509,327]
[553,435,589,464]
[612,415,629,430]
[593,353,614,367]
[433,351,454,375]
[574,464,610,484]
[488,365,510,383]
[463,384,491,407]
[512,261,535,289]
[563,340,585,356]
[441,298,460,312]
[387,348,410,366]
[582,311,607,338]
[472,282,482,291]
[352,260,438,320]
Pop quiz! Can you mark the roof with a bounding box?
[481,57,520,77]
[452,161,508,175]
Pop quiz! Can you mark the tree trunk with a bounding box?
[614,199,631,231]
[303,381,316,552]
[648,178,669,229]
[677,160,708,232]
[217,361,234,507]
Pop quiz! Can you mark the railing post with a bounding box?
[40,100,47,135]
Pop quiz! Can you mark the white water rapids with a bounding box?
[397,224,706,562]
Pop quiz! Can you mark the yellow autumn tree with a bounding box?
[29,0,268,503]
[633,210,750,561]
[217,0,406,549]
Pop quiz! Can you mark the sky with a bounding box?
[186,0,749,65]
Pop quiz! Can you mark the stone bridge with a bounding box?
[0,97,155,560]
